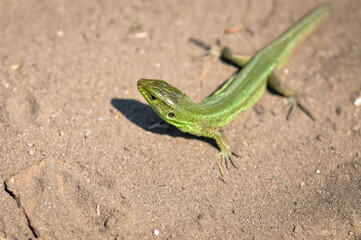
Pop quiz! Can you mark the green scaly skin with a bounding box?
[137,3,331,174]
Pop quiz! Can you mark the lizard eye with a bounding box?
[150,94,157,100]
[168,113,175,118]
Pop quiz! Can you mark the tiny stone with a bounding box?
[134,32,148,39]
[11,64,20,70]
[316,169,320,174]
[351,44,358,52]
[316,135,322,141]
[354,96,361,107]
[300,182,305,187]
[96,205,100,215]
[153,229,159,236]
[57,30,64,37]
[335,106,342,115]
[28,149,34,156]
[352,124,360,132]
[85,129,92,138]
[293,225,302,233]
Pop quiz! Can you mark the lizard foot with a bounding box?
[286,95,315,121]
[212,128,239,175]
[188,38,222,59]
[217,148,239,175]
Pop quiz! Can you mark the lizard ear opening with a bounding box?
[168,113,175,118]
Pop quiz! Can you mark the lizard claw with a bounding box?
[212,129,239,175]
[189,38,222,59]
[286,95,315,121]
[217,148,239,175]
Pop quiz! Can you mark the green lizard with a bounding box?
[137,3,331,174]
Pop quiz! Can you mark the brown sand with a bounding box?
[1,0,360,239]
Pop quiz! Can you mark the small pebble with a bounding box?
[11,64,20,70]
[335,106,342,115]
[293,224,302,233]
[351,44,358,52]
[352,124,360,132]
[28,149,34,156]
[57,30,64,37]
[354,96,361,107]
[153,229,159,236]
[315,169,320,174]
[85,129,92,138]
[225,26,242,34]
[96,205,100,216]
[134,32,148,39]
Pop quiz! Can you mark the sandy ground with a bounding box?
[0,0,360,239]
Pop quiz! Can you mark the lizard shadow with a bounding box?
[110,98,218,149]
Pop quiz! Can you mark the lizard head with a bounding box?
[137,78,195,131]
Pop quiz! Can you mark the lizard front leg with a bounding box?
[202,127,238,175]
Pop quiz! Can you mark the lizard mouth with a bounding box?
[137,80,155,102]
[137,79,172,111]
[137,78,196,130]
